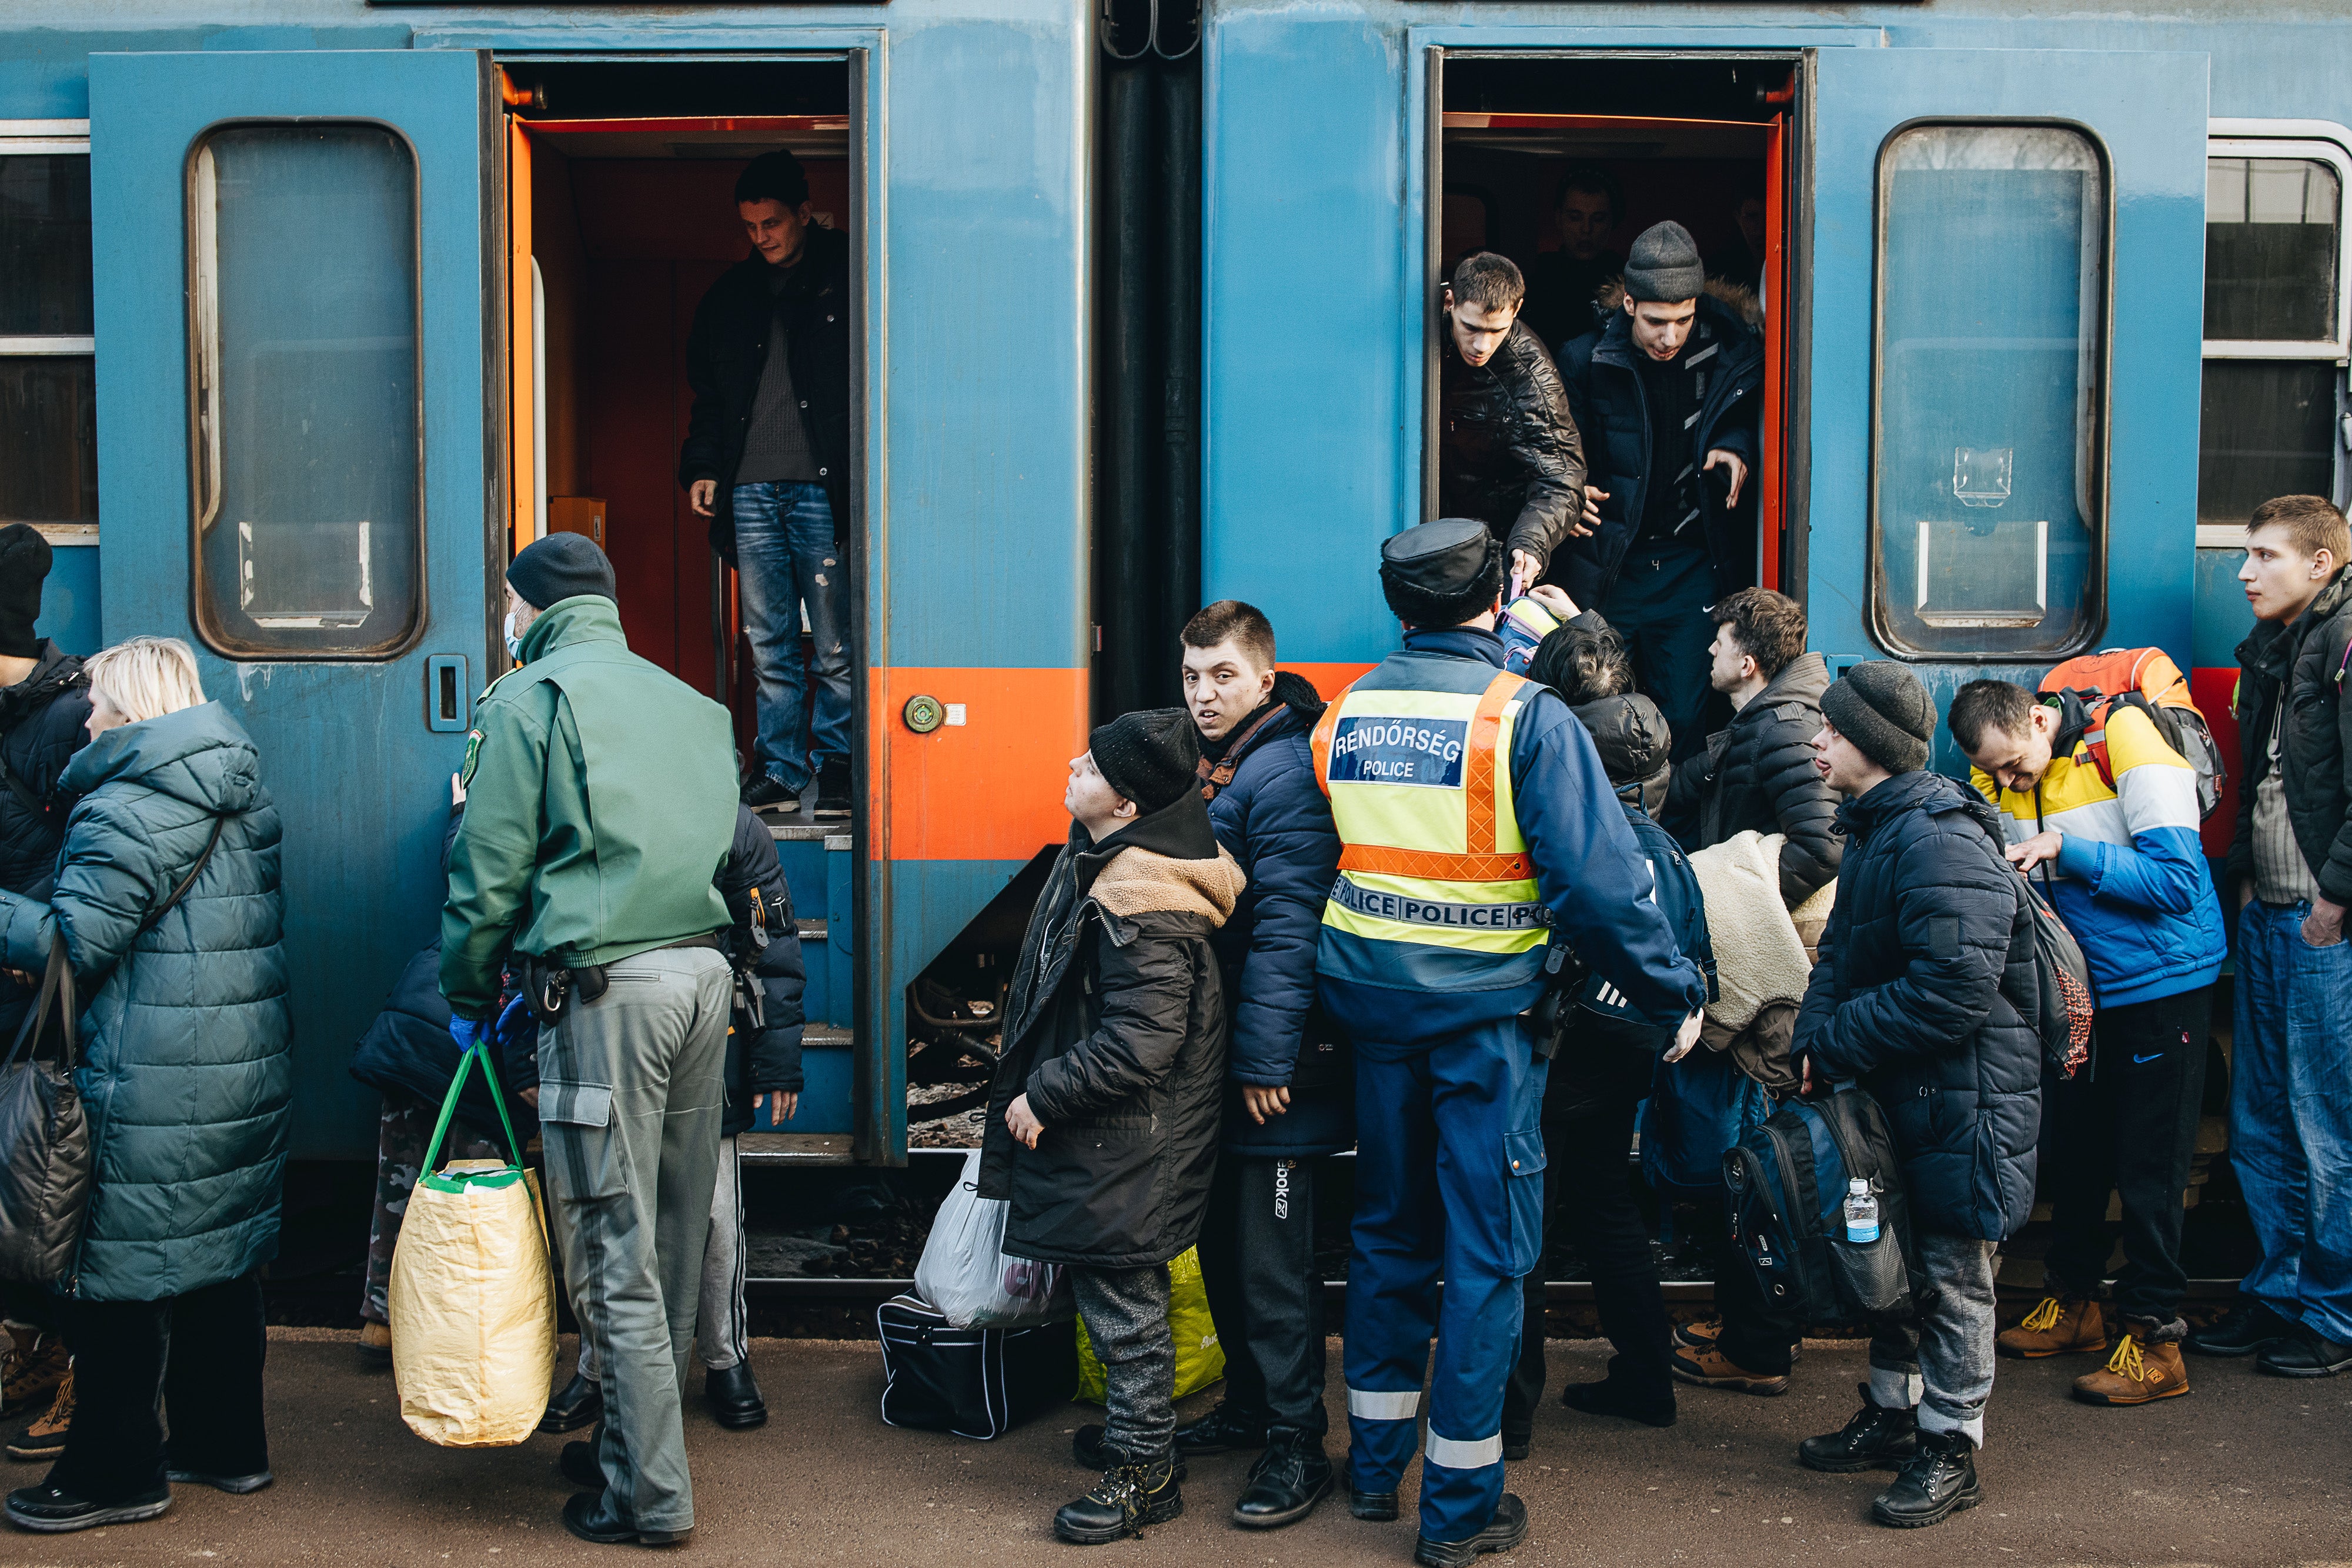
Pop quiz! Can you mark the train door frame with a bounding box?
[1410,41,1818,601]
[489,50,891,1162]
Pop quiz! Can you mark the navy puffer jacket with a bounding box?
[0,702,292,1300]
[1793,770,2042,1242]
[0,641,91,901]
[1204,677,1352,1157]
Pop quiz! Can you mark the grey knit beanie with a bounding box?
[1820,660,1935,775]
[1622,220,1705,304]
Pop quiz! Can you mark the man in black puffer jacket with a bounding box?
[1437,252,1588,590]
[1787,663,2041,1532]
[979,710,1244,1546]
[0,527,92,908]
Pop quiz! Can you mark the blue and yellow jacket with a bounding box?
[1972,701,2226,1010]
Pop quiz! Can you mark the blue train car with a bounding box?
[4,1,2347,1168]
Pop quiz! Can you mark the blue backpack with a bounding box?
[1722,1087,1917,1325]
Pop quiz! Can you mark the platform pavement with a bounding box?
[2,1332,2343,1566]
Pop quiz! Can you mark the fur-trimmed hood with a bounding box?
[1595,273,1763,330]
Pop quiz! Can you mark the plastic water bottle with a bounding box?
[1843,1179,1880,1244]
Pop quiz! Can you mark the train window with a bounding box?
[1871,124,2107,660]
[188,124,422,659]
[0,132,96,530]
[2200,135,2350,532]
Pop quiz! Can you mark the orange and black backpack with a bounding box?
[2038,647,2226,821]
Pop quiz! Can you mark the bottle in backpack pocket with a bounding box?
[1842,1179,1879,1244]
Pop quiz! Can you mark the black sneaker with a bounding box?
[1070,1425,1186,1480]
[1231,1427,1335,1530]
[1869,1429,1980,1529]
[1052,1457,1182,1544]
[1798,1385,1918,1473]
[2254,1322,2352,1378]
[2187,1300,2296,1358]
[742,775,803,813]
[1414,1492,1529,1567]
[5,1483,171,1533]
[813,759,853,818]
[165,1468,272,1495]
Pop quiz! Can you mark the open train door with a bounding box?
[1802,48,2209,676]
[86,51,500,1158]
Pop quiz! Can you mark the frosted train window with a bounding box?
[190,125,420,658]
[1871,124,2107,659]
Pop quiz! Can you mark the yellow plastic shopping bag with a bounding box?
[1075,1246,1225,1403]
[390,1038,556,1447]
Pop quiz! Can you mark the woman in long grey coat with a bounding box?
[0,637,290,1534]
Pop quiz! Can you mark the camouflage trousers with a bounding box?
[361,1090,507,1325]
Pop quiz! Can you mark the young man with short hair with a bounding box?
[1145,600,1348,1529]
[680,150,854,817]
[1437,252,1589,595]
[2196,493,2352,1378]
[1520,167,1624,350]
[1790,664,2042,1530]
[1949,678,2225,1403]
[1555,222,1763,761]
[978,712,1246,1544]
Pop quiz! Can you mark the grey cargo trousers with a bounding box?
[538,944,733,1535]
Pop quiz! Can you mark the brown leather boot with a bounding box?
[5,1366,72,1462]
[0,1330,67,1419]
[2073,1318,2190,1406]
[1997,1296,2108,1359]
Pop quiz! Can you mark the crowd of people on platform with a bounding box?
[0,159,2343,1565]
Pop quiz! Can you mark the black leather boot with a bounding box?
[1799,1384,1918,1473]
[1414,1492,1529,1567]
[1869,1428,1981,1528]
[703,1360,768,1428]
[1174,1401,1268,1455]
[561,1429,603,1489]
[540,1371,604,1434]
[1231,1426,1334,1529]
[2186,1300,2295,1358]
[1071,1425,1186,1480]
[1052,1457,1182,1544]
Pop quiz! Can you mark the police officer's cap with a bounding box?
[1380,519,1496,598]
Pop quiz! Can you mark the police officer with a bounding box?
[442,533,740,1549]
[1314,519,1706,1565]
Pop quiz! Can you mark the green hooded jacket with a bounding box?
[440,596,739,1018]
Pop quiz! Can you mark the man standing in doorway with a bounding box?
[1437,252,1589,597]
[681,149,854,817]
[1556,221,1762,761]
[443,534,741,1546]
[1519,167,1624,350]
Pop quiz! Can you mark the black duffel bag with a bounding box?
[877,1292,1076,1440]
[0,938,92,1285]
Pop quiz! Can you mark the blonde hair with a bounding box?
[84,636,206,725]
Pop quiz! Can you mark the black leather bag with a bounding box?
[0,939,91,1286]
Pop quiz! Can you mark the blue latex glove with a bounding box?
[447,1014,491,1053]
[494,994,531,1046]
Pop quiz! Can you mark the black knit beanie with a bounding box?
[0,524,52,660]
[1090,707,1200,814]
[507,531,617,610]
[1820,660,1935,775]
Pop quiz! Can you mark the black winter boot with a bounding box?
[1053,1457,1183,1544]
[1230,1426,1334,1529]
[1869,1428,1981,1529]
[1174,1401,1269,1455]
[1798,1383,1919,1473]
[1070,1425,1187,1480]
[1413,1492,1529,1566]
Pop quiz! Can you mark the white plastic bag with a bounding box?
[914,1149,1074,1329]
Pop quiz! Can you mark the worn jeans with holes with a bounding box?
[537,945,731,1534]
[2231,899,2352,1344]
[733,481,851,793]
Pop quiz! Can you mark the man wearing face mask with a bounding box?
[443,533,741,1548]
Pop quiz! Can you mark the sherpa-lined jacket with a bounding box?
[978,793,1247,1268]
[1973,698,2226,1010]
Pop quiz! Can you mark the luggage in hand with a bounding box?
[0,941,91,1286]
[913,1148,1074,1329]
[390,1035,556,1447]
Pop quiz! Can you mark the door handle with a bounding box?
[427,654,470,733]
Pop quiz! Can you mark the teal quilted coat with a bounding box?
[0,701,291,1301]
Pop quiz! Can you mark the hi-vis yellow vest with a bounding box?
[1310,657,1548,959]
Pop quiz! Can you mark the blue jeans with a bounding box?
[1345,1017,1546,1543]
[2231,898,2352,1343]
[733,481,851,792]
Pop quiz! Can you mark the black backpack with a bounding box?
[1723,1086,1918,1326]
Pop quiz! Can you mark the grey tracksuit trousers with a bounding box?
[537,944,733,1535]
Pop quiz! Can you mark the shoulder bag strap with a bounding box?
[132,813,229,944]
[3,937,77,1074]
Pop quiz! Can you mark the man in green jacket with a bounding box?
[442,534,740,1547]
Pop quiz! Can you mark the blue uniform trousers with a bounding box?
[1598,540,1719,764]
[1345,1017,1547,1543]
